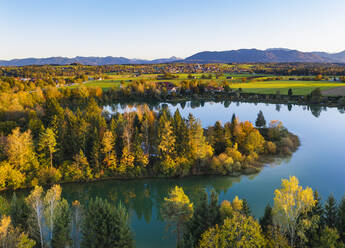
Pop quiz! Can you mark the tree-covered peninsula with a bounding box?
[0,90,299,190]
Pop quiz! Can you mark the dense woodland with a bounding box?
[0,81,299,190]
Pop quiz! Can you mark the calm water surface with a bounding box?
[65,102,345,248]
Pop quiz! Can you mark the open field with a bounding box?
[66,75,345,96]
[68,80,130,89]
[229,80,345,95]
[322,86,345,96]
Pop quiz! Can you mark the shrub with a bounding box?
[38,166,62,185]
[266,141,277,154]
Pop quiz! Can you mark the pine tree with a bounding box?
[90,128,101,175]
[255,110,266,127]
[241,199,251,217]
[212,121,226,154]
[82,198,134,248]
[325,194,337,228]
[9,193,30,232]
[288,88,293,97]
[172,109,189,157]
[52,199,71,248]
[208,190,220,226]
[230,114,238,143]
[132,127,148,173]
[259,204,273,233]
[312,190,324,220]
[337,195,345,242]
[307,190,325,247]
[182,190,210,247]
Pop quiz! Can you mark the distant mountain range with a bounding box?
[184,49,345,63]
[0,56,182,66]
[1,49,345,66]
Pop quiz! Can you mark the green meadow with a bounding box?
[67,74,345,96]
[229,80,345,95]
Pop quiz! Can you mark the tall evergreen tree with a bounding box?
[182,190,211,247]
[325,194,337,228]
[211,121,226,155]
[241,199,251,217]
[9,193,30,232]
[259,204,273,233]
[255,110,266,127]
[82,198,134,248]
[338,195,345,242]
[172,109,189,157]
[209,190,220,227]
[307,190,325,247]
[52,199,71,248]
[90,128,101,175]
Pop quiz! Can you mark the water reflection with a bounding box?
[103,100,343,119]
[61,175,248,223]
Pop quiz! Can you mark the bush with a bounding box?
[38,166,62,185]
[266,141,277,154]
[210,153,234,175]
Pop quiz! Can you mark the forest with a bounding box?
[0,83,299,190]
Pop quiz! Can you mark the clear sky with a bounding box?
[1,0,345,60]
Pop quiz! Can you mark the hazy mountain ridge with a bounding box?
[184,49,345,63]
[1,49,345,66]
[0,56,182,66]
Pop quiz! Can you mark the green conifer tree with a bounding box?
[255,110,266,127]
[52,199,71,248]
[82,198,134,248]
[325,194,337,228]
[259,204,273,233]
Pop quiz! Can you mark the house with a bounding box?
[20,78,31,82]
[156,82,178,94]
[205,86,224,93]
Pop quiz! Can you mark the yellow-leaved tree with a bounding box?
[161,186,194,245]
[198,212,265,248]
[273,176,315,247]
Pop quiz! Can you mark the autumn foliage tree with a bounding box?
[162,186,194,245]
[273,176,316,247]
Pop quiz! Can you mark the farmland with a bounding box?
[229,80,345,95]
[67,73,345,96]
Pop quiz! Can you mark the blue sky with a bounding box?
[1,0,345,59]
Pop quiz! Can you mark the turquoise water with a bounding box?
[67,102,345,247]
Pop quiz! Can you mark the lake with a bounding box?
[65,101,345,248]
